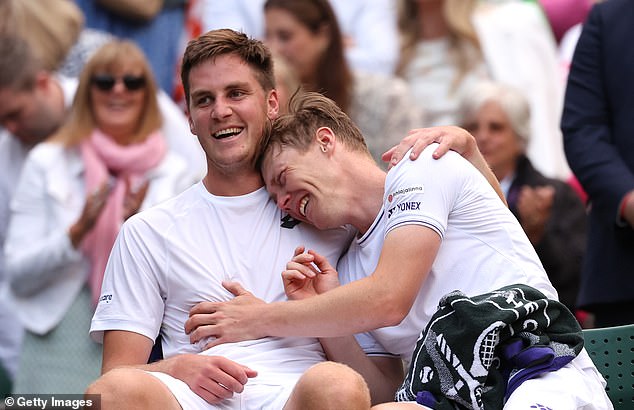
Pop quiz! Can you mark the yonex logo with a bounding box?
[387,201,421,218]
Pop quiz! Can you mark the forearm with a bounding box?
[256,276,402,339]
[6,230,83,296]
[320,336,403,405]
[248,228,433,339]
[104,352,188,377]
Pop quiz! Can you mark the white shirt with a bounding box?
[0,132,27,378]
[4,142,193,334]
[91,183,355,370]
[338,145,557,363]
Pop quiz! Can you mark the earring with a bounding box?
[320,145,327,153]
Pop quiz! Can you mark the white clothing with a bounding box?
[3,142,193,335]
[60,76,206,181]
[338,145,610,408]
[401,2,569,179]
[502,350,612,409]
[90,182,354,408]
[148,369,295,410]
[340,145,556,362]
[473,1,570,179]
[401,38,488,128]
[201,0,399,75]
[0,132,27,379]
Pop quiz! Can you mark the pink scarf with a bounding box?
[80,129,167,305]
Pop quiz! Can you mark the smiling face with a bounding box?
[90,63,147,143]
[262,142,343,230]
[187,53,279,176]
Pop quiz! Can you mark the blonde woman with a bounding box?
[4,40,195,393]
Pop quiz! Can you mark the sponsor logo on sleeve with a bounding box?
[387,201,421,218]
[99,294,113,304]
[387,185,424,203]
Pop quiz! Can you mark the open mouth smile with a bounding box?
[299,195,309,217]
[213,127,243,139]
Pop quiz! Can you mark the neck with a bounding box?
[203,167,264,197]
[342,155,386,235]
[417,1,449,40]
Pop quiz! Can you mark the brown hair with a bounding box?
[258,91,369,169]
[264,0,353,113]
[52,39,162,146]
[180,29,275,110]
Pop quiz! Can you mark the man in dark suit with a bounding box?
[561,0,634,327]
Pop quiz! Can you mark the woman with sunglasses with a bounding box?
[4,39,196,393]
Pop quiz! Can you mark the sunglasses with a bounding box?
[91,74,147,92]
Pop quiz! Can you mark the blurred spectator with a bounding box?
[0,4,205,179]
[0,0,113,78]
[264,0,424,167]
[272,53,302,115]
[561,0,634,328]
[201,0,399,75]
[396,0,570,179]
[459,81,586,314]
[73,0,188,95]
[4,40,196,393]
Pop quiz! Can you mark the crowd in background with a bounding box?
[1,0,631,402]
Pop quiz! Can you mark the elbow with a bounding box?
[376,294,410,327]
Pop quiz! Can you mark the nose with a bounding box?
[211,97,232,120]
[276,192,292,211]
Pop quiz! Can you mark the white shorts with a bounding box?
[147,371,297,410]
[503,349,613,410]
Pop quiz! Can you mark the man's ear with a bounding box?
[186,110,196,135]
[315,126,335,153]
[267,89,280,120]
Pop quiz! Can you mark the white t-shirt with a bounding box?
[90,182,354,375]
[338,145,557,364]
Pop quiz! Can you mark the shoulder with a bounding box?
[122,185,197,242]
[27,142,77,166]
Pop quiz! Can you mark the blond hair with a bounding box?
[52,40,162,146]
[396,0,481,92]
